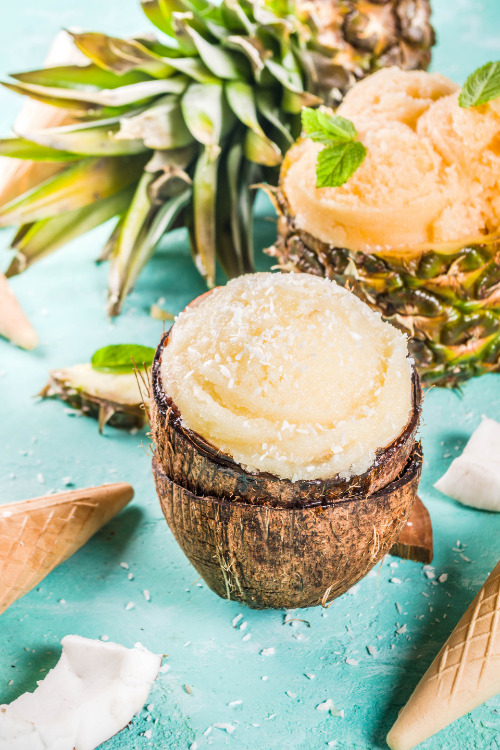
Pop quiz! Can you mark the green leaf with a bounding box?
[108,172,156,315]
[192,146,219,286]
[256,88,293,145]
[91,344,156,373]
[178,22,247,80]
[113,188,191,313]
[17,117,149,157]
[68,32,174,78]
[116,96,194,149]
[301,107,357,144]
[0,138,83,162]
[12,64,151,91]
[225,81,281,162]
[0,154,147,227]
[6,186,135,277]
[244,128,282,166]
[459,61,500,108]
[316,141,366,188]
[181,82,231,157]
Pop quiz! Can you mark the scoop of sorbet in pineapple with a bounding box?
[282,68,500,250]
[162,273,412,482]
[337,67,458,128]
[283,121,452,249]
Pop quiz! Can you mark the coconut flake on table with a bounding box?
[0,635,161,750]
[434,417,500,511]
[260,648,275,656]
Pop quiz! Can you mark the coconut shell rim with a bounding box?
[152,439,423,512]
[152,328,421,494]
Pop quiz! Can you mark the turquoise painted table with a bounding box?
[2,2,500,748]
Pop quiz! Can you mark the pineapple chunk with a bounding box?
[282,67,500,251]
[162,273,412,481]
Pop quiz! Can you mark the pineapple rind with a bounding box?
[270,191,500,387]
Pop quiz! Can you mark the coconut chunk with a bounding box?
[161,273,412,481]
[0,636,161,750]
[434,418,500,511]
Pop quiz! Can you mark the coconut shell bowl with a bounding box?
[151,309,423,611]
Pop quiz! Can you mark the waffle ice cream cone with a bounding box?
[0,482,133,615]
[387,559,500,750]
[0,272,38,349]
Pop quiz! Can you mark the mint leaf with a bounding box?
[459,61,500,108]
[316,141,367,188]
[301,107,357,145]
[91,344,156,374]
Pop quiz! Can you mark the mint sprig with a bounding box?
[459,61,500,108]
[301,107,366,188]
[91,344,156,374]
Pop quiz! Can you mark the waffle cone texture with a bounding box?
[387,559,500,749]
[0,483,133,615]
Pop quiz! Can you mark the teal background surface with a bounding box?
[2,2,500,748]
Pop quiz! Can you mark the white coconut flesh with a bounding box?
[282,66,500,251]
[52,364,143,405]
[0,635,161,750]
[161,272,412,482]
[434,417,500,511]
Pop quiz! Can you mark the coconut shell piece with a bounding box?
[151,330,422,509]
[0,482,133,615]
[390,496,433,564]
[387,558,500,750]
[153,444,422,609]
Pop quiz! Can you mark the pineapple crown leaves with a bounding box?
[301,106,366,188]
[0,0,353,312]
[459,61,500,108]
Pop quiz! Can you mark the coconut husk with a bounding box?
[390,496,433,564]
[153,443,422,609]
[387,557,500,750]
[0,482,133,615]
[151,330,422,509]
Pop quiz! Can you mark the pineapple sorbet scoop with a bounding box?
[161,273,412,482]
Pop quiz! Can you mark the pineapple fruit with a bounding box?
[0,0,434,315]
[271,67,500,387]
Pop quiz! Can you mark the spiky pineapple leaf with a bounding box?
[91,344,156,373]
[12,64,151,91]
[192,146,219,287]
[17,117,148,156]
[68,31,174,77]
[0,138,83,161]
[181,82,229,156]
[315,141,366,188]
[116,96,194,150]
[6,76,188,108]
[244,128,282,166]
[108,172,156,315]
[115,187,191,312]
[459,61,500,108]
[6,186,135,276]
[0,154,147,226]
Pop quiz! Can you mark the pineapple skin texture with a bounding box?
[271,195,500,389]
[297,0,435,106]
